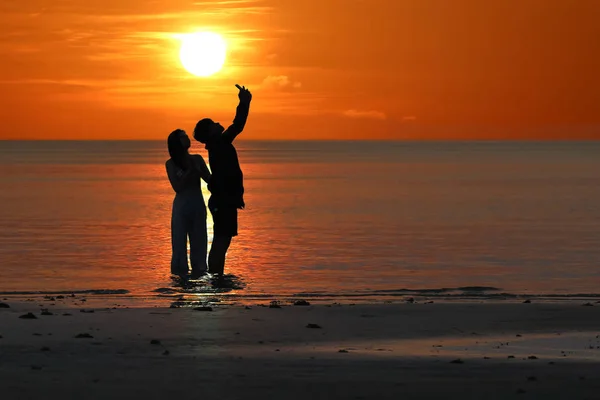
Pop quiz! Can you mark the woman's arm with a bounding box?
[193,155,212,184]
[166,159,194,193]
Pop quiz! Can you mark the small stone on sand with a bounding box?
[193,306,213,312]
[294,300,310,306]
[75,333,94,339]
[306,323,322,329]
[0,302,10,308]
[269,301,282,309]
[150,339,161,345]
[40,347,50,352]
[339,349,349,353]
[528,355,538,360]
[19,313,37,319]
[450,359,464,364]
[523,300,531,304]
[582,303,593,307]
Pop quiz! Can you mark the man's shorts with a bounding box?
[208,198,238,237]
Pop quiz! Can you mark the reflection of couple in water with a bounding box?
[166,84,252,285]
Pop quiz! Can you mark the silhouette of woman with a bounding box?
[166,129,211,278]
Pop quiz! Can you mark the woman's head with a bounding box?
[167,129,190,170]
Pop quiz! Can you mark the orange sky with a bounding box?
[1,0,599,140]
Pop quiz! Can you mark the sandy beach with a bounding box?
[1,299,600,399]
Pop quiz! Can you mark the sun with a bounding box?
[179,32,227,77]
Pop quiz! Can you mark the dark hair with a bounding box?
[193,118,213,143]
[167,129,188,170]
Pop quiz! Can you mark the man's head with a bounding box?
[193,118,224,143]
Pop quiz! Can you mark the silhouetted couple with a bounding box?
[166,84,252,283]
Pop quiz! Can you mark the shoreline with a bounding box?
[2,291,600,310]
[3,278,600,310]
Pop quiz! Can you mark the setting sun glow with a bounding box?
[1,1,600,140]
[178,32,226,77]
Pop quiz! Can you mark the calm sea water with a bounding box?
[0,140,599,304]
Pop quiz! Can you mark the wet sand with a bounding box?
[1,300,600,399]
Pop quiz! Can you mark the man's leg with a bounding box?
[208,234,232,276]
[208,203,237,276]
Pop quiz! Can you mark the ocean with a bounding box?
[0,140,599,305]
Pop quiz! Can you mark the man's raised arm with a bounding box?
[223,84,252,143]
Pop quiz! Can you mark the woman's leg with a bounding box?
[189,207,208,276]
[170,198,189,276]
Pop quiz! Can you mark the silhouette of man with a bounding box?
[193,84,252,282]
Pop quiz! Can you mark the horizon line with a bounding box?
[1,138,599,142]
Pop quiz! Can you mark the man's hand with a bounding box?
[235,84,252,103]
[223,84,252,142]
